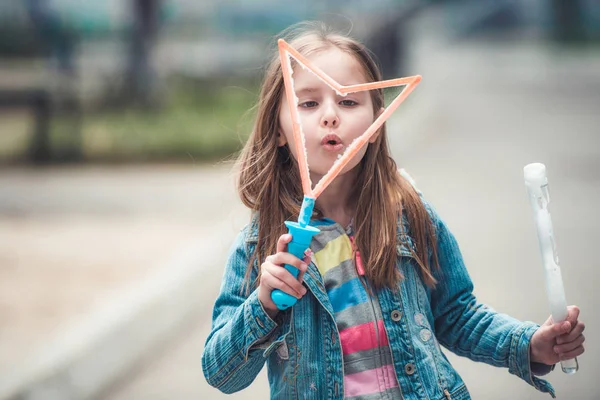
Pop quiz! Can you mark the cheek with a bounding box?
[279,120,301,162]
[279,105,293,141]
[340,145,369,174]
[343,109,376,138]
[279,111,318,158]
[358,110,377,131]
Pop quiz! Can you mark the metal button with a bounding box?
[414,313,426,326]
[420,329,432,342]
[405,363,416,375]
[391,310,402,322]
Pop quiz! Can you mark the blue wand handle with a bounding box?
[271,197,320,310]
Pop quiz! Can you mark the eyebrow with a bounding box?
[295,87,319,96]
[295,86,367,97]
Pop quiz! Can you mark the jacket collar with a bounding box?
[245,212,415,255]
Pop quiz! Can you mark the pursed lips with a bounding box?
[320,134,344,152]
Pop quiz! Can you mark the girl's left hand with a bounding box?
[530,305,585,365]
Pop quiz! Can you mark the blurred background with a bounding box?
[0,0,598,399]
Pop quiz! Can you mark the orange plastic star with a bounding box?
[278,38,421,198]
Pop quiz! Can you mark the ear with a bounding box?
[277,128,288,147]
[368,107,385,143]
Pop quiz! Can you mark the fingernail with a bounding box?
[554,346,560,354]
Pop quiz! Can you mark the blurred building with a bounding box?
[0,0,598,162]
[1,0,599,99]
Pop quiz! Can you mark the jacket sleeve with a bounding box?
[201,226,291,394]
[426,204,556,398]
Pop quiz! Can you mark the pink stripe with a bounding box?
[344,365,399,397]
[377,320,389,346]
[339,322,375,355]
[349,236,365,275]
[339,320,389,355]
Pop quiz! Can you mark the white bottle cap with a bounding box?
[524,163,548,188]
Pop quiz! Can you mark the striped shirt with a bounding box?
[310,219,402,399]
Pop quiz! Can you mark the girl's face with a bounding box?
[278,47,381,180]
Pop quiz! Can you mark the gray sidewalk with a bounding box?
[0,165,249,399]
[104,38,600,400]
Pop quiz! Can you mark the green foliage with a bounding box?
[69,79,257,163]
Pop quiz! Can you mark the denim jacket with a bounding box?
[202,202,556,399]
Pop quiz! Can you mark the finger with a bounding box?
[264,263,307,298]
[557,305,581,341]
[541,321,571,340]
[269,252,307,272]
[264,252,307,295]
[566,305,580,326]
[540,315,554,328]
[554,334,585,355]
[557,321,585,345]
[276,234,293,253]
[262,269,306,299]
[297,270,306,284]
[559,345,585,361]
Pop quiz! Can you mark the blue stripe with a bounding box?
[328,277,369,313]
[309,218,336,227]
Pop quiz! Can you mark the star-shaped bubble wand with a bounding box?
[272,39,422,310]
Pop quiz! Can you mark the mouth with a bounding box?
[320,134,344,152]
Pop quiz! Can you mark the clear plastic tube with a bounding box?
[524,163,578,374]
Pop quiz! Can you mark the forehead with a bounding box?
[292,46,368,88]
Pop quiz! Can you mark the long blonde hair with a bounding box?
[236,22,439,292]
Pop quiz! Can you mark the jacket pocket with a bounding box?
[263,336,290,360]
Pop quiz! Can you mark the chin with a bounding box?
[309,166,330,177]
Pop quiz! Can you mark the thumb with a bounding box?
[276,233,292,253]
[542,321,571,339]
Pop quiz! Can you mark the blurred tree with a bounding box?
[551,0,586,43]
[26,0,77,74]
[124,0,163,109]
[364,3,424,79]
[26,0,82,162]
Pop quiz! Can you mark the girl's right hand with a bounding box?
[258,233,309,319]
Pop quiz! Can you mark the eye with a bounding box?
[299,101,318,108]
[339,99,358,107]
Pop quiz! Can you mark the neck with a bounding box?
[311,168,358,229]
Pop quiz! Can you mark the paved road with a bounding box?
[0,163,250,379]
[103,22,600,400]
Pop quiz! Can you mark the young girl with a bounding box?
[202,22,585,399]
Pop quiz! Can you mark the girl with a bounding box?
[202,22,585,399]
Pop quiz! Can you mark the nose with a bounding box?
[320,104,339,128]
